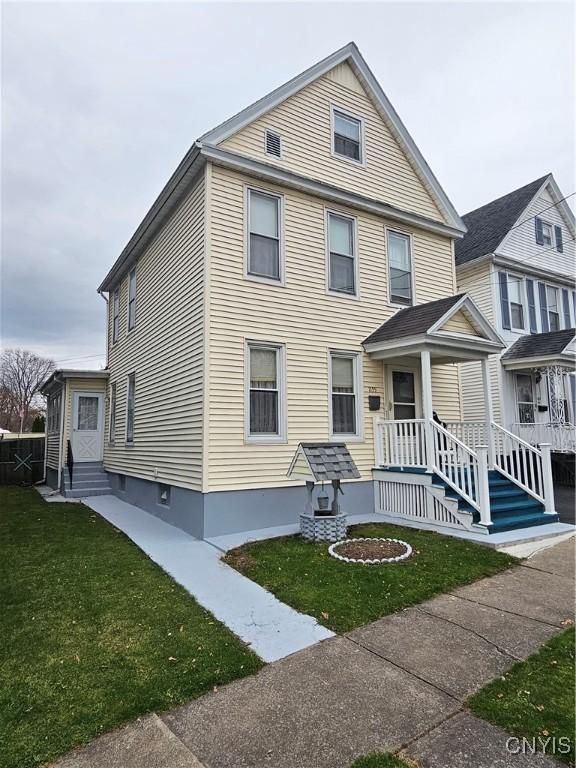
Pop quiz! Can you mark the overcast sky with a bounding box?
[2,1,574,369]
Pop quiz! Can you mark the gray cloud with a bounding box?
[2,2,574,368]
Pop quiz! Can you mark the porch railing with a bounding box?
[510,422,576,454]
[444,421,487,453]
[373,418,427,469]
[430,421,485,519]
[491,422,549,507]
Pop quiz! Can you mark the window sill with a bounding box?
[388,300,414,310]
[245,436,288,445]
[326,288,360,301]
[244,273,285,288]
[124,441,135,448]
[329,434,364,444]
[330,150,366,169]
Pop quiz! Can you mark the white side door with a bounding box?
[71,392,104,462]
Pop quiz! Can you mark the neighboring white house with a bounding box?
[456,174,576,455]
[41,45,569,540]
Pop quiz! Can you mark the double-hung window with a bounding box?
[328,212,356,295]
[247,343,285,441]
[546,285,560,331]
[507,275,525,331]
[388,230,413,306]
[535,217,554,247]
[109,382,116,443]
[516,374,536,424]
[126,374,135,443]
[332,109,363,163]
[112,288,120,343]
[330,352,361,437]
[127,269,136,331]
[247,189,281,281]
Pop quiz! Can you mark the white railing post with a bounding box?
[539,442,555,514]
[481,359,496,468]
[476,445,492,527]
[374,417,384,467]
[420,350,435,472]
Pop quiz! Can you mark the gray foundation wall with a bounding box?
[106,471,375,539]
[46,467,59,491]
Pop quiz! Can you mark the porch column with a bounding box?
[420,349,435,472]
[481,358,496,468]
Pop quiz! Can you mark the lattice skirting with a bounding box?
[300,512,348,542]
[376,479,473,530]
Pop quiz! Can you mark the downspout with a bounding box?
[98,289,109,368]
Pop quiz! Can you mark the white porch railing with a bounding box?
[430,420,485,518]
[373,418,427,469]
[510,422,576,454]
[490,423,550,507]
[444,421,488,453]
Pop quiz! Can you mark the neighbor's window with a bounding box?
[332,109,362,162]
[48,393,61,433]
[109,382,116,443]
[388,230,413,306]
[507,275,525,331]
[536,217,553,247]
[127,269,136,330]
[112,288,120,343]
[516,374,536,424]
[330,353,360,436]
[546,285,560,331]
[247,189,281,281]
[247,343,284,439]
[328,212,356,295]
[126,373,135,443]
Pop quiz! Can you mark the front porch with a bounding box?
[363,295,563,537]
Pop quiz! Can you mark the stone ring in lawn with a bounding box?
[328,537,412,564]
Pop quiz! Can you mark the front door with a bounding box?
[389,368,420,420]
[71,392,104,462]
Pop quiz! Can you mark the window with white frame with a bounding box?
[126,373,135,443]
[328,212,356,295]
[112,288,120,343]
[247,189,281,281]
[516,374,536,424]
[48,393,61,433]
[546,285,560,331]
[127,269,136,330]
[541,220,553,246]
[330,353,361,436]
[388,230,413,306]
[507,275,525,330]
[247,343,284,439]
[109,382,116,443]
[332,109,363,163]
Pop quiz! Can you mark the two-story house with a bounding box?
[456,175,576,470]
[42,44,567,541]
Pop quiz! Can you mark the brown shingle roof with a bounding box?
[363,295,464,346]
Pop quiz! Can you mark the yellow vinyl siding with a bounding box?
[457,260,502,423]
[104,173,206,490]
[440,310,480,336]
[220,63,445,224]
[206,164,460,491]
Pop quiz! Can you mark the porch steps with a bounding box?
[62,462,112,498]
[432,469,559,533]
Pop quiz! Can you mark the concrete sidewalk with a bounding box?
[52,536,574,768]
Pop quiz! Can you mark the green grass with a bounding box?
[224,522,516,633]
[0,486,263,768]
[350,753,412,767]
[469,628,575,766]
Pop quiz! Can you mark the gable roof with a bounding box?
[200,42,463,233]
[363,294,464,346]
[287,442,361,482]
[501,328,575,362]
[455,176,550,267]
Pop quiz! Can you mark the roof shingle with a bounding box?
[502,329,575,361]
[298,443,360,481]
[455,176,549,266]
[363,294,464,346]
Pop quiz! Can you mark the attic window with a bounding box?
[332,108,363,163]
[265,130,282,158]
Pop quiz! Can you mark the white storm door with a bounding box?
[71,392,104,461]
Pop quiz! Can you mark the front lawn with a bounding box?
[224,522,516,633]
[0,486,263,768]
[469,628,575,766]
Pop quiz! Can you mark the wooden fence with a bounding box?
[0,436,45,485]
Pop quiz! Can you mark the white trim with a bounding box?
[328,349,364,442]
[71,390,105,462]
[125,372,136,444]
[198,42,464,231]
[385,226,414,308]
[387,364,422,419]
[244,185,285,286]
[505,272,527,333]
[244,340,287,444]
[539,219,554,248]
[264,128,283,159]
[112,288,120,344]
[330,104,366,167]
[108,381,116,445]
[325,208,360,299]
[544,283,562,332]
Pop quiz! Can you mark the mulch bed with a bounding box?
[332,539,409,560]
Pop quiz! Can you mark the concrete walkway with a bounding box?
[84,495,333,662]
[53,536,574,768]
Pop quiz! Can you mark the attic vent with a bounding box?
[265,130,281,158]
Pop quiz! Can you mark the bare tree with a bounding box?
[0,349,55,432]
